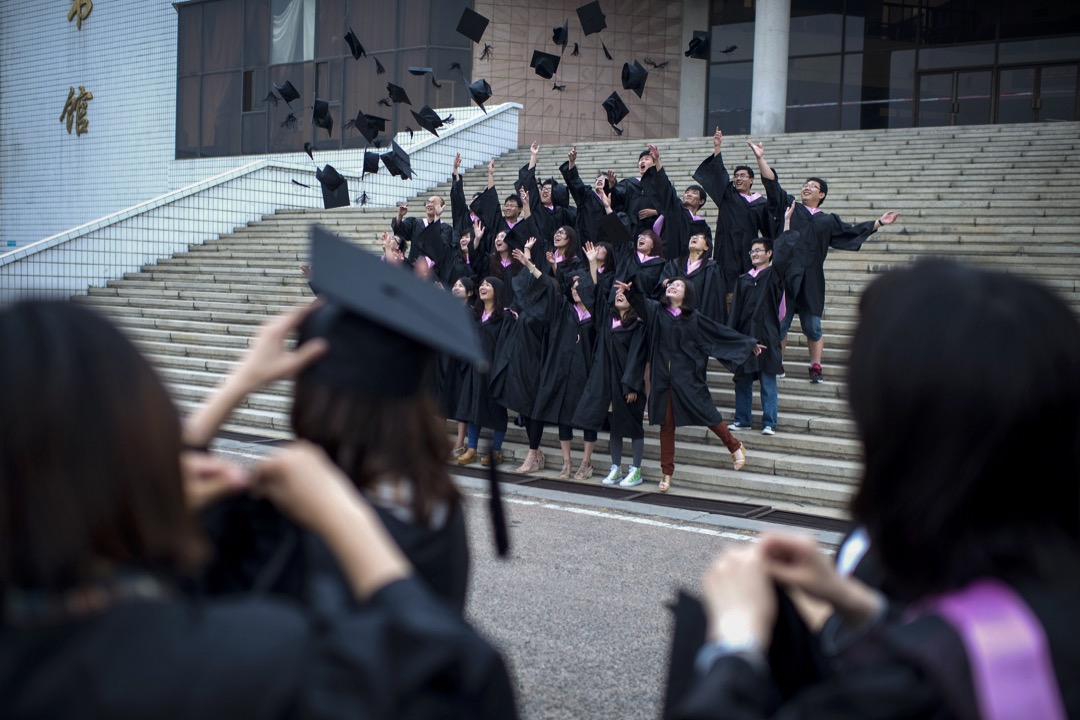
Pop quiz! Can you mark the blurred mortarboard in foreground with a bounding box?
[621,60,648,98]
[408,66,434,76]
[362,151,381,175]
[345,109,387,144]
[312,98,333,137]
[553,19,569,52]
[411,105,446,137]
[274,80,300,106]
[301,225,486,398]
[315,164,350,209]
[386,83,411,105]
[530,50,561,79]
[344,28,366,60]
[602,91,629,135]
[381,140,412,179]
[456,7,489,44]
[577,1,607,35]
[685,30,710,60]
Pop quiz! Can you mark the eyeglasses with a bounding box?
[802,183,822,191]
[733,173,751,179]
[749,248,767,255]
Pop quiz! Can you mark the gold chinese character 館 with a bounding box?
[60,86,94,136]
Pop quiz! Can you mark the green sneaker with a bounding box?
[601,464,622,485]
[619,467,643,487]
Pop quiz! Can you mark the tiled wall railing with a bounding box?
[0,103,520,303]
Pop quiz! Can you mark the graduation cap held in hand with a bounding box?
[602,91,629,135]
[530,50,561,79]
[622,60,648,98]
[274,80,300,106]
[381,140,412,180]
[315,164,350,209]
[456,7,489,44]
[685,30,710,60]
[577,1,607,35]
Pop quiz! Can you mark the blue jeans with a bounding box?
[734,373,778,429]
[780,311,823,342]
[467,423,505,451]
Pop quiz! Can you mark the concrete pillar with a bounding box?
[678,0,710,138]
[751,0,791,135]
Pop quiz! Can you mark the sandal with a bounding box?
[514,454,541,474]
[658,474,673,492]
[573,461,594,480]
[456,448,478,466]
[449,445,467,461]
[731,443,747,471]
[481,450,503,467]
[559,461,572,479]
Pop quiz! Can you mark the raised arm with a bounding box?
[486,158,495,190]
[692,128,731,208]
[747,140,775,182]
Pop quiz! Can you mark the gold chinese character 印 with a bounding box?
[67,0,93,30]
[60,86,94,136]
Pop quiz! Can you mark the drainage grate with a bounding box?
[633,493,770,518]
[757,510,853,534]
[522,477,643,499]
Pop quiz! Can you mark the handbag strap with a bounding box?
[922,579,1066,720]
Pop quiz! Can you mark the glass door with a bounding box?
[917,69,992,126]
[996,64,1077,124]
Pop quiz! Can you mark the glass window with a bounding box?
[921,0,997,45]
[203,0,243,72]
[271,0,316,66]
[999,37,1080,66]
[917,72,953,126]
[245,0,270,67]
[316,0,345,59]
[918,44,995,70]
[201,72,242,156]
[707,61,752,135]
[787,55,842,132]
[789,0,844,56]
[710,21,754,64]
[175,75,201,158]
[1000,2,1080,40]
[887,49,917,128]
[1039,65,1078,123]
[177,4,201,76]
[955,70,991,125]
[876,0,921,44]
[998,67,1037,124]
[841,54,864,129]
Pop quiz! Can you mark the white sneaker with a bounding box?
[729,422,751,431]
[619,467,643,487]
[762,426,775,436]
[601,464,622,485]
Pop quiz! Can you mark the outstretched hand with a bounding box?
[784,200,797,230]
[583,241,598,263]
[530,140,540,156]
[713,127,723,153]
[747,139,764,160]
[878,211,900,227]
[235,302,328,389]
[567,146,578,168]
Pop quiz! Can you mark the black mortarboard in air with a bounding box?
[530,50,561,79]
[602,91,629,135]
[411,105,445,137]
[386,83,411,105]
[577,1,607,36]
[380,140,412,179]
[362,151,381,175]
[553,19,569,52]
[688,219,713,245]
[346,109,387,144]
[621,60,649,98]
[344,28,366,60]
[408,66,434,76]
[468,78,493,112]
[315,164,350,209]
[456,7,489,44]
[685,30,710,60]
[599,211,633,247]
[274,80,300,106]
[301,225,486,398]
[312,98,333,137]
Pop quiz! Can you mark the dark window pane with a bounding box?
[841,54,863,129]
[316,0,345,59]
[315,60,342,102]
[707,61,752,135]
[201,72,242,156]
[998,67,1037,124]
[430,0,470,48]
[268,64,310,153]
[401,0,430,48]
[789,0,844,56]
[710,21,754,64]
[243,70,254,113]
[245,0,270,67]
[177,4,201,76]
[921,0,997,45]
[876,0,921,44]
[999,37,1080,65]
[710,0,755,26]
[918,44,994,70]
[176,75,201,158]
[346,0,396,49]
[917,72,953,126]
[272,0,316,65]
[886,49,917,128]
[203,0,243,72]
[1039,65,1078,122]
[242,112,268,154]
[1000,2,1080,39]
[955,70,991,125]
[787,55,841,132]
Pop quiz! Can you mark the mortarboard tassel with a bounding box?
[264,91,279,107]
[374,57,386,74]
[552,82,567,92]
[377,98,392,107]
[602,42,613,61]
[480,43,494,61]
[281,113,298,131]
[355,191,369,206]
[721,45,737,54]
[431,76,442,88]
[405,126,415,141]
[488,450,510,557]
[571,42,580,56]
[291,179,311,188]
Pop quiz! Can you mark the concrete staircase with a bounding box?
[77,122,1080,520]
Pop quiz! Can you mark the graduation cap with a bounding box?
[553,19,569,52]
[407,66,434,76]
[685,30,710,60]
[315,164,350,209]
[456,7,489,44]
[602,91,629,135]
[577,1,607,36]
[451,62,492,112]
[530,50,561,79]
[688,219,712,245]
[362,151,380,175]
[386,83,411,105]
[380,140,412,179]
[274,80,300,107]
[312,98,333,138]
[411,105,446,137]
[345,109,388,144]
[599,211,632,247]
[302,225,486,398]
[344,28,366,60]
[621,60,649,98]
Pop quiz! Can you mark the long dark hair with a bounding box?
[659,276,696,317]
[596,241,616,275]
[555,225,581,264]
[0,302,205,592]
[475,275,507,322]
[849,261,1080,599]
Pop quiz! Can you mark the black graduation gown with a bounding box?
[617,246,667,301]
[459,310,509,433]
[640,166,694,261]
[529,273,597,426]
[0,575,517,720]
[391,215,453,265]
[626,284,758,427]
[450,175,474,241]
[725,231,794,377]
[693,151,774,289]
[412,221,484,288]
[762,174,878,317]
[572,272,648,438]
[519,163,575,245]
[488,271,549,417]
[659,256,728,325]
[670,576,1080,720]
[611,175,664,239]
[560,161,609,246]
